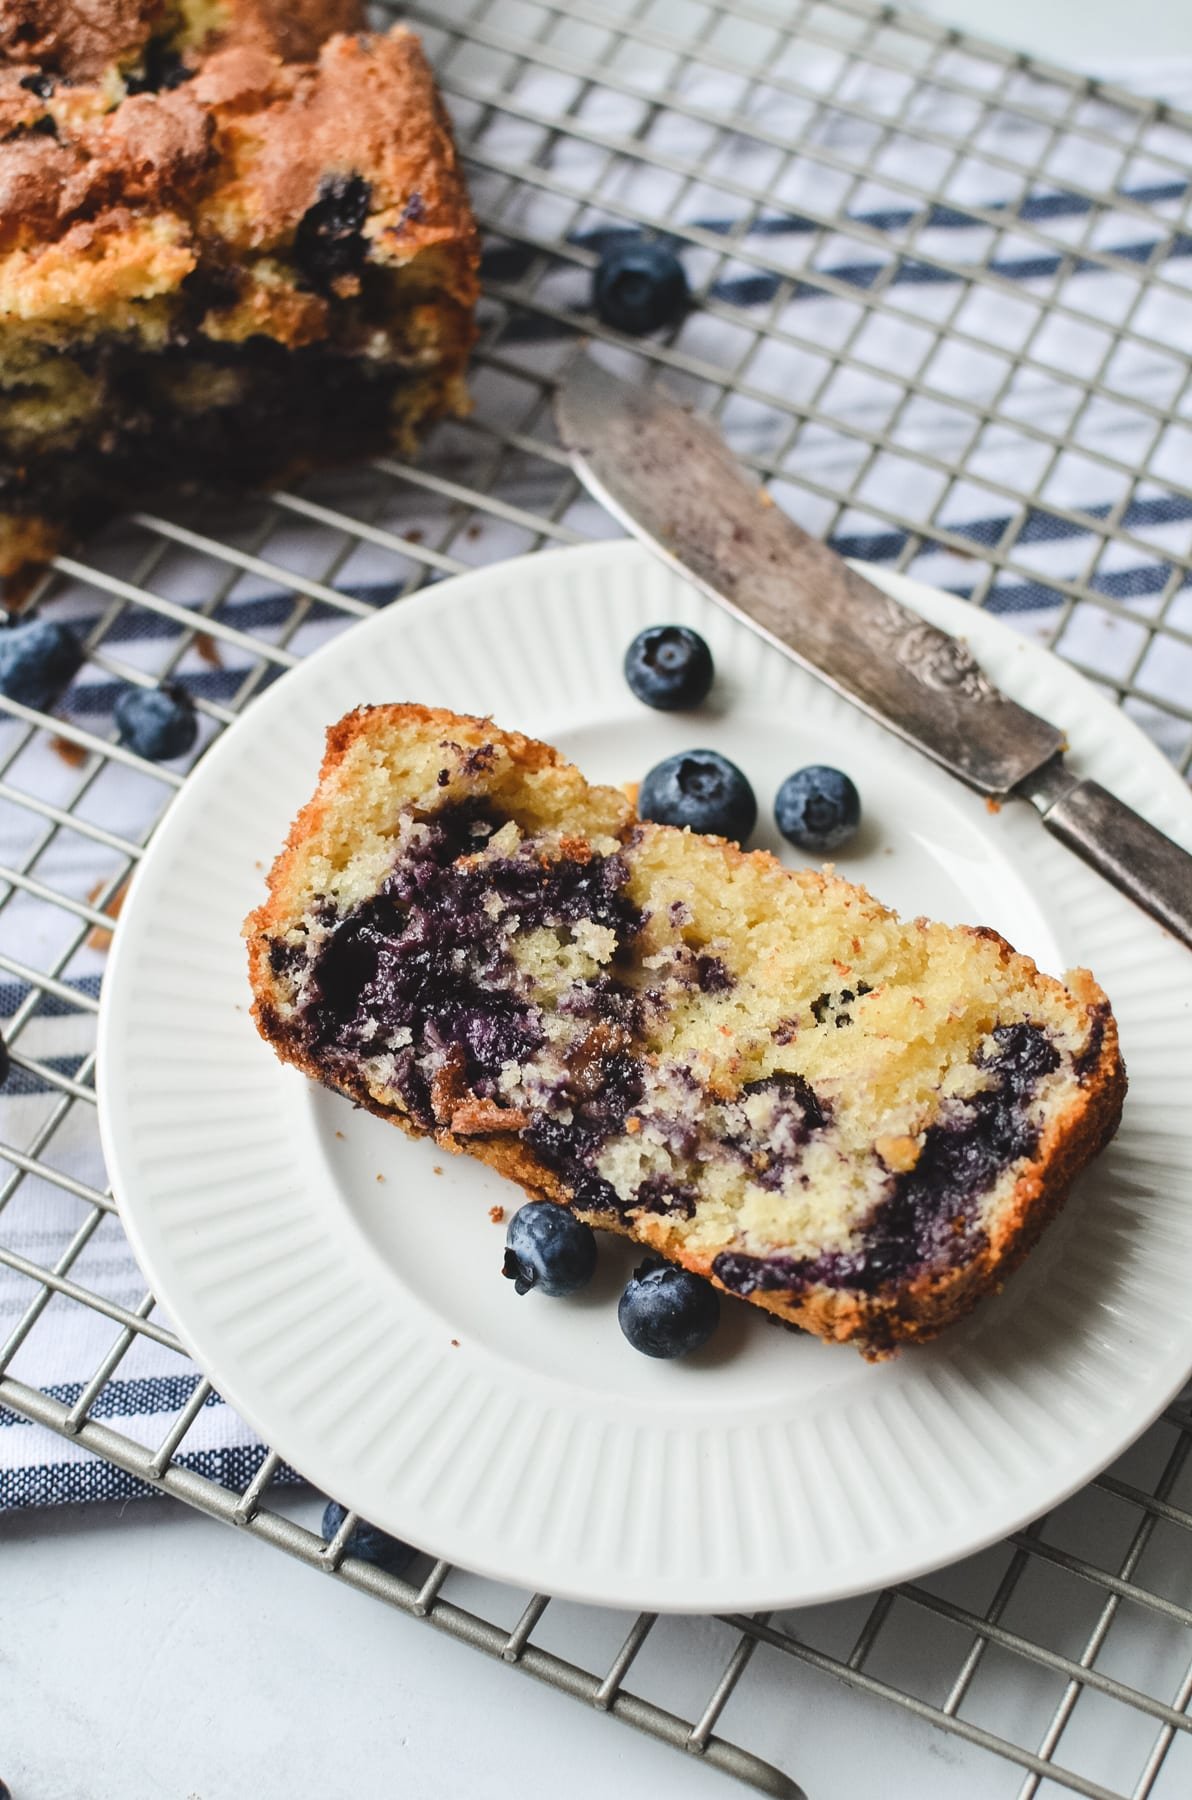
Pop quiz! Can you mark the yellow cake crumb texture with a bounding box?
[251,706,1111,1281]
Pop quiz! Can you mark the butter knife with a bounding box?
[555,354,1192,950]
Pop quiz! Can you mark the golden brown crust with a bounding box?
[0,0,167,81]
[0,1,365,82]
[219,0,365,64]
[246,706,1128,1358]
[0,24,478,285]
[0,6,479,586]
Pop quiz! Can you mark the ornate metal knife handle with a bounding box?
[1025,762,1192,950]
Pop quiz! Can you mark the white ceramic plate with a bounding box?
[98,541,1192,1612]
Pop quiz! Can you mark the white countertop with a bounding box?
[7,8,1188,1800]
[6,1491,1022,1800]
[912,0,1187,65]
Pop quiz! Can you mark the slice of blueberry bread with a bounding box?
[0,1,478,591]
[246,706,1125,1356]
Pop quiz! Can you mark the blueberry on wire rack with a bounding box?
[321,1501,418,1576]
[0,617,82,712]
[593,238,689,334]
[114,686,198,762]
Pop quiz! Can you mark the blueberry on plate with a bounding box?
[114,685,198,762]
[321,1500,417,1576]
[503,1200,597,1297]
[639,749,756,843]
[618,1257,720,1359]
[775,764,861,853]
[0,617,82,711]
[624,624,713,711]
[593,239,689,335]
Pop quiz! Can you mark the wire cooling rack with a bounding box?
[3,2,1192,1796]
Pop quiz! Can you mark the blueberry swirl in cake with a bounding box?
[0,0,479,590]
[246,705,1125,1357]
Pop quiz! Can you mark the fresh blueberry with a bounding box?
[775,765,861,852]
[114,685,198,761]
[593,239,689,334]
[624,625,713,711]
[320,1501,417,1575]
[618,1257,720,1358]
[502,1200,597,1297]
[0,618,82,711]
[0,1777,12,1800]
[639,749,756,842]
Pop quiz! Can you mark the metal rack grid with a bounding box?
[2,2,1192,1795]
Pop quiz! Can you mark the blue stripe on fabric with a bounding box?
[980,580,1087,613]
[21,524,1182,720]
[46,491,1192,641]
[100,590,360,644]
[2,1055,91,1098]
[67,665,279,716]
[0,1443,304,1511]
[728,232,1192,298]
[0,976,102,1020]
[487,177,1191,263]
[1091,563,1174,600]
[5,511,1179,709]
[0,1375,222,1428]
[484,182,1192,306]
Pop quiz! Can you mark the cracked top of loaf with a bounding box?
[0,0,479,345]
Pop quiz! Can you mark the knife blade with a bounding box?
[556,353,1192,950]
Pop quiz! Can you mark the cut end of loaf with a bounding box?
[245,704,1125,1356]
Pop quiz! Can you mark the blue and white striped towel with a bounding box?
[3,51,1191,1509]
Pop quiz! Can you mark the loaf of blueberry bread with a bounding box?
[0,0,479,589]
[246,705,1125,1356]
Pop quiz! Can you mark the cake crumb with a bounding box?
[450,1097,529,1137]
[86,876,130,952]
[876,1133,921,1173]
[50,734,88,768]
[488,1204,505,1224]
[450,1337,460,1347]
[985,797,1002,814]
[335,1130,345,1140]
[194,631,222,668]
[433,1165,443,1176]
[376,1172,385,1183]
